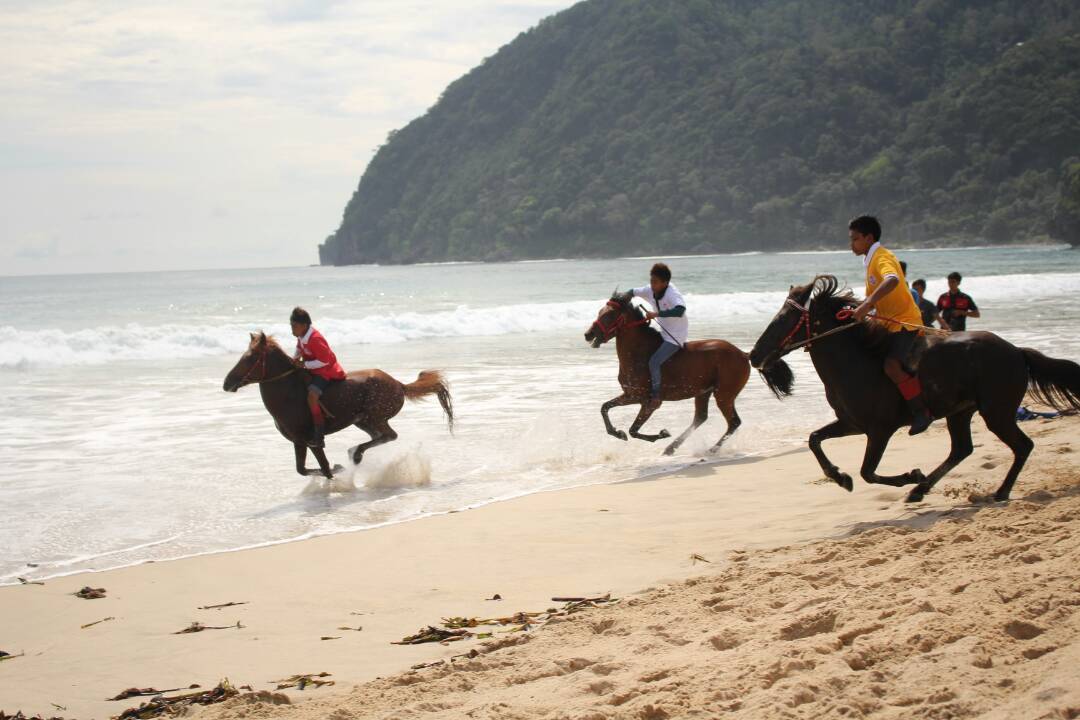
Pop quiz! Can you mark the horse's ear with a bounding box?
[257,331,267,346]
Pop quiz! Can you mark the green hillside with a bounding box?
[320,0,1080,265]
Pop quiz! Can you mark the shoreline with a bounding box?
[0,444,803,589]
[6,417,1072,718]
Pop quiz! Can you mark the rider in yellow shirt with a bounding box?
[849,215,932,435]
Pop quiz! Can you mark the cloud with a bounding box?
[14,235,60,260]
[0,0,575,275]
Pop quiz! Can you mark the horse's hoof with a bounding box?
[613,430,628,441]
[662,444,677,456]
[332,464,346,474]
[906,485,927,503]
[658,429,671,439]
[994,489,1011,502]
[836,473,853,492]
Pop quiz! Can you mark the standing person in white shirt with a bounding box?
[632,262,688,410]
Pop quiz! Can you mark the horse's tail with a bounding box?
[758,358,794,400]
[404,370,454,434]
[1023,348,1080,412]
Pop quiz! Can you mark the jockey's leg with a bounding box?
[647,341,680,410]
[885,331,932,436]
[307,382,326,448]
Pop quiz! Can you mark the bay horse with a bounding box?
[749,275,1080,502]
[223,332,453,479]
[584,291,794,455]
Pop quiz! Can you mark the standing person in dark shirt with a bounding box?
[936,272,980,331]
[911,279,943,328]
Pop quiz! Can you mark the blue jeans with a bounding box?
[649,342,680,397]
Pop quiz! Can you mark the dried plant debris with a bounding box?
[74,586,106,599]
[0,651,25,662]
[108,685,201,701]
[336,626,362,632]
[397,596,619,647]
[81,616,115,629]
[393,626,473,645]
[486,593,502,601]
[0,713,67,720]
[17,577,44,586]
[115,679,238,719]
[271,673,334,691]
[197,601,248,610]
[319,636,340,641]
[173,621,243,634]
[690,553,712,564]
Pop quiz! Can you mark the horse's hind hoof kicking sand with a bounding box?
[584,292,794,455]
[751,276,1080,502]
[223,332,453,480]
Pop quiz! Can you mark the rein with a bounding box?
[780,301,949,354]
[236,347,298,388]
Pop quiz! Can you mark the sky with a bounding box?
[0,0,573,276]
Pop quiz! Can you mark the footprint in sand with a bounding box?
[980,461,998,470]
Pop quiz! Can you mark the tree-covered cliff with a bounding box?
[320,0,1080,265]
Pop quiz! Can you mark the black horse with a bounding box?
[750,276,1080,502]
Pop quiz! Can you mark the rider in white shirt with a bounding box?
[632,262,687,410]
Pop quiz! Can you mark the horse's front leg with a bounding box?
[628,402,670,443]
[808,419,860,491]
[309,445,334,479]
[859,430,925,488]
[601,394,637,441]
[294,442,322,477]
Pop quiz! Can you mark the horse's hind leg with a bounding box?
[351,418,399,465]
[663,394,709,455]
[981,411,1034,501]
[859,430,926,488]
[629,403,671,442]
[906,410,976,503]
[709,394,742,453]
[809,419,860,491]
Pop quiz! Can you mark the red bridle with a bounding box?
[778,297,813,351]
[590,300,650,342]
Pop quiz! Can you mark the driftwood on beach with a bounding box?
[113,679,238,719]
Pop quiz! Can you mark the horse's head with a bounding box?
[223,332,275,392]
[584,291,639,348]
[750,275,853,369]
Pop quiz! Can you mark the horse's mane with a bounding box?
[610,290,662,341]
[805,275,893,357]
[251,332,290,357]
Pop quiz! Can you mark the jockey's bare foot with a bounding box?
[307,424,325,449]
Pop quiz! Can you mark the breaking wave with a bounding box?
[3,272,1078,369]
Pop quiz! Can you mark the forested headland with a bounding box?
[320,0,1080,265]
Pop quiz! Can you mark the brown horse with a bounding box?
[584,291,793,454]
[223,332,453,479]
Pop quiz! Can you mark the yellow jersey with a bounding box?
[864,243,923,333]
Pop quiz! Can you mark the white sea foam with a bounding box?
[4,272,1079,369]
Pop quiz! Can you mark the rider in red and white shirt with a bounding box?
[289,307,346,448]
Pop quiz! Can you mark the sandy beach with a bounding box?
[2,415,1077,719]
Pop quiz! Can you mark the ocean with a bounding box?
[2,245,1079,584]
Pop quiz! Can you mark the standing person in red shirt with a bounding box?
[289,307,346,448]
[936,272,980,331]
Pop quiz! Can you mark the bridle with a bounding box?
[776,297,861,354]
[234,345,297,388]
[590,300,650,342]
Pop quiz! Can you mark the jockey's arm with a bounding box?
[853,276,899,322]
